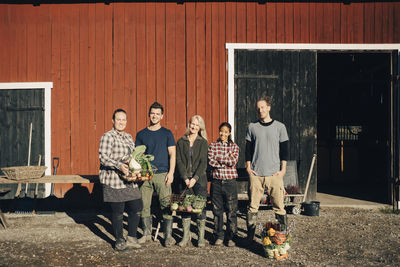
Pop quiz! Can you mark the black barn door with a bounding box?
[234,50,317,197]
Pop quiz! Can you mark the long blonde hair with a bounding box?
[185,115,208,141]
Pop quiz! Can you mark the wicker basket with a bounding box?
[1,166,47,180]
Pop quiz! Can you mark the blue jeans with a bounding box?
[211,179,238,240]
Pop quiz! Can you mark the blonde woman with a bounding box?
[176,115,209,247]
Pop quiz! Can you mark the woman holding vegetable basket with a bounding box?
[99,109,143,251]
[175,115,209,247]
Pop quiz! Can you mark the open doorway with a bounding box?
[317,52,391,203]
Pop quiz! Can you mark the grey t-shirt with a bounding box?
[245,120,289,176]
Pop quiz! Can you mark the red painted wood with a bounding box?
[104,4,113,129]
[175,4,186,138]
[211,2,220,143]
[257,4,267,43]
[266,2,277,43]
[218,2,226,131]
[165,3,176,136]
[205,3,213,141]
[364,2,375,43]
[186,2,196,121]
[136,3,147,131]
[284,2,294,43]
[26,7,37,81]
[146,3,156,120]
[374,2,383,43]
[332,3,341,43]
[382,2,394,43]
[246,2,257,42]
[156,3,166,115]
[236,2,246,43]
[352,3,365,43]
[276,3,285,42]
[196,2,206,121]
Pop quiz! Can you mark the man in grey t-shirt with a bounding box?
[244,95,289,245]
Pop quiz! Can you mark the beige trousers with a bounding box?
[248,174,286,215]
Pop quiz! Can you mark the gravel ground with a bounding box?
[1,206,399,267]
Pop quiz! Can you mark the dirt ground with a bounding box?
[1,206,400,267]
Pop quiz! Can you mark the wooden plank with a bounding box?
[363,2,375,43]
[236,2,246,43]
[175,3,186,137]
[87,4,97,172]
[374,2,383,42]
[309,2,317,43]
[276,2,285,43]
[218,3,226,127]
[382,2,394,43]
[246,2,256,43]
[284,1,294,43]
[205,3,213,140]
[95,3,106,148]
[79,4,90,174]
[26,6,37,81]
[0,175,92,184]
[196,2,206,119]
[155,2,166,116]
[8,6,19,81]
[332,2,341,43]
[113,4,125,114]
[186,2,196,120]
[125,4,137,134]
[293,2,302,43]
[165,3,176,135]
[136,3,147,130]
[256,3,266,43]
[104,4,113,129]
[351,2,364,43]
[50,5,62,173]
[266,2,277,43]
[0,5,10,81]
[395,2,400,43]
[69,5,80,174]
[146,3,156,117]
[36,5,51,81]
[15,5,27,81]
[211,2,220,142]
[225,2,236,43]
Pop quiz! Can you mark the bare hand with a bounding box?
[185,179,190,187]
[120,164,129,176]
[165,172,174,186]
[273,170,285,177]
[246,167,258,177]
[188,178,196,188]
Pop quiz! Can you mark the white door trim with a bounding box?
[0,82,53,176]
[225,43,400,141]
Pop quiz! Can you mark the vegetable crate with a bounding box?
[170,188,206,214]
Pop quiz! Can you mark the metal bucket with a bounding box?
[302,201,320,216]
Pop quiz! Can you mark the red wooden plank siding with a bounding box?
[218,3,226,132]
[257,4,267,43]
[175,4,186,138]
[165,3,176,136]
[156,3,166,116]
[0,2,400,191]
[146,3,156,121]
[95,3,106,148]
[125,4,137,135]
[205,3,213,140]
[186,2,196,122]
[79,5,90,174]
[196,2,206,123]
[50,5,61,172]
[136,3,147,131]
[266,2,277,43]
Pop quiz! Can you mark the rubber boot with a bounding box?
[138,216,152,244]
[197,219,206,248]
[178,218,191,247]
[245,212,257,245]
[163,218,175,247]
[275,213,288,232]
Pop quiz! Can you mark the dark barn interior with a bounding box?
[317,52,392,203]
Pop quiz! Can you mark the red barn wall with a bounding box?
[0,2,399,196]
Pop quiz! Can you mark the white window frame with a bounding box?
[0,82,53,175]
[226,43,400,141]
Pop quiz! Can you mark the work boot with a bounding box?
[178,218,191,247]
[114,238,127,251]
[275,213,288,232]
[245,212,257,245]
[126,236,141,249]
[197,219,206,248]
[163,218,175,247]
[138,216,152,244]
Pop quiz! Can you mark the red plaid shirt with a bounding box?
[208,140,239,180]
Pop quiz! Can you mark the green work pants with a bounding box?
[140,172,172,220]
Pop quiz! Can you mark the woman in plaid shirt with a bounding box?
[99,109,142,251]
[208,122,239,247]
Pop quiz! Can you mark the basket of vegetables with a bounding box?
[122,145,157,182]
[170,188,206,214]
[261,222,292,260]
